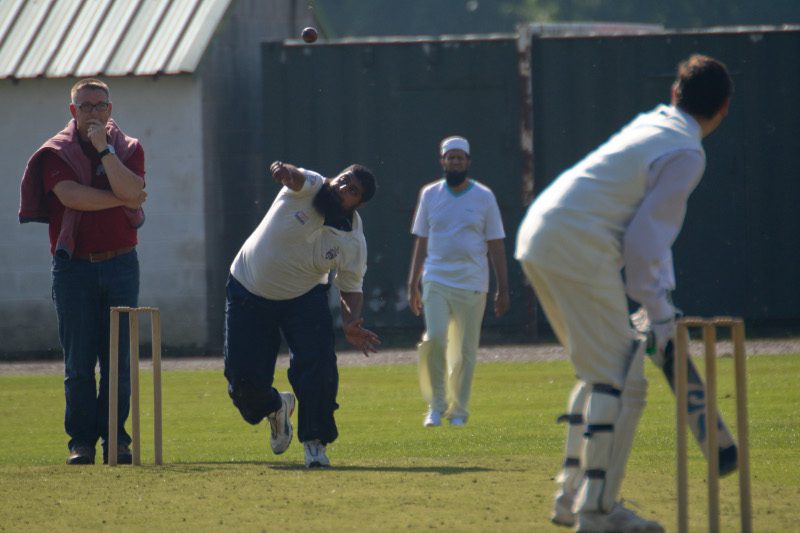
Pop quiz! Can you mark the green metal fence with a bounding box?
[530,29,800,327]
[250,29,800,345]
[260,37,526,343]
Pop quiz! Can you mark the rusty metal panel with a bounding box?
[165,0,231,73]
[46,0,111,77]
[15,0,81,78]
[74,0,143,77]
[0,0,233,79]
[0,0,26,48]
[135,0,200,75]
[0,0,52,78]
[104,0,169,76]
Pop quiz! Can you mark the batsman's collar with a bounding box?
[440,136,470,156]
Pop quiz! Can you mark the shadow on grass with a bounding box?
[269,464,494,474]
[158,462,494,475]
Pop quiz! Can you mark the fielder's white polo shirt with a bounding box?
[412,179,505,293]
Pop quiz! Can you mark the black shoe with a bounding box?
[103,444,133,465]
[66,445,96,465]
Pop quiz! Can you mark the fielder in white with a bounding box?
[515,55,732,532]
[408,136,509,427]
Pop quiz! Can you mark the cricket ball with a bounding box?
[301,27,318,43]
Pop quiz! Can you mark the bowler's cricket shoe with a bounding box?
[576,502,664,533]
[423,408,442,427]
[550,490,575,527]
[449,417,466,426]
[267,392,295,455]
[303,439,331,468]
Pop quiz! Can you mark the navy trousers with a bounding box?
[224,275,340,445]
[52,249,138,452]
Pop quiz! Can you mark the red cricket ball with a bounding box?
[301,27,318,44]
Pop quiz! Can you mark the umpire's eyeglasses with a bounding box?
[74,101,110,113]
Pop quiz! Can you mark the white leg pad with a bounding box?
[575,384,622,513]
[601,343,648,510]
[555,381,588,494]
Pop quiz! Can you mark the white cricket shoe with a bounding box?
[267,392,295,455]
[576,502,664,533]
[423,408,442,427]
[449,417,466,426]
[550,490,575,527]
[303,439,331,468]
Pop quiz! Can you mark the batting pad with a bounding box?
[602,343,648,511]
[556,381,589,496]
[576,384,621,513]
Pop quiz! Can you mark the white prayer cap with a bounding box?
[440,136,470,156]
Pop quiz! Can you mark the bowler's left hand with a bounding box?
[344,318,381,357]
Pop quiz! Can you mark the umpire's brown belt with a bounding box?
[72,246,135,263]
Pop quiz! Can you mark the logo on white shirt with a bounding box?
[325,246,340,260]
[294,211,309,225]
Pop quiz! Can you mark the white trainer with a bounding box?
[576,502,664,533]
[303,439,331,468]
[449,417,466,426]
[423,409,442,427]
[550,490,575,527]
[267,392,295,455]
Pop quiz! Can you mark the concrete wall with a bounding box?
[0,76,207,356]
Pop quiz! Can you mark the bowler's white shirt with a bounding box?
[412,179,505,293]
[231,169,367,300]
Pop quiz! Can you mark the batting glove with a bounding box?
[630,306,682,367]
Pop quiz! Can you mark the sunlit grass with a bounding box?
[0,355,797,531]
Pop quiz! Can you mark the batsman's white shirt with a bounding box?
[515,105,705,320]
[231,169,367,300]
[412,179,505,293]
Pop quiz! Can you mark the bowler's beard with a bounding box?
[313,183,353,231]
[445,170,468,187]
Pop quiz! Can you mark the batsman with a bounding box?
[515,55,733,532]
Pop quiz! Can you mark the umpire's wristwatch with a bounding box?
[98,144,115,159]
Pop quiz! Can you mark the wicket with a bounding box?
[108,306,163,466]
[675,317,751,533]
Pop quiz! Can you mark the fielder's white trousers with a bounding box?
[418,281,487,420]
[519,261,638,388]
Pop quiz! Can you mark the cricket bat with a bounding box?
[659,339,738,475]
[631,309,738,476]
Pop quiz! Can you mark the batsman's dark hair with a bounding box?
[345,164,377,203]
[674,54,733,119]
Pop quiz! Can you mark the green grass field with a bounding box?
[1,355,798,532]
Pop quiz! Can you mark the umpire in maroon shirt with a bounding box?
[19,78,148,465]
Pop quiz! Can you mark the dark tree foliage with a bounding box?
[312,0,799,37]
[511,0,800,28]
[312,0,521,37]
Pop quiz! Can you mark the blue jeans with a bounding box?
[52,250,139,452]
[224,275,339,445]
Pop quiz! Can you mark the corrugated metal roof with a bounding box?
[0,0,232,80]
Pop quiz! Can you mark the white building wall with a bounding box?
[0,76,207,354]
